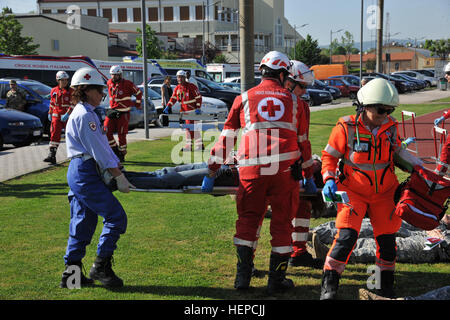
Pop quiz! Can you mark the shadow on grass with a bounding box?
[0,182,68,198]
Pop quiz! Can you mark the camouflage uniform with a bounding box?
[6,89,27,112]
[313,218,450,264]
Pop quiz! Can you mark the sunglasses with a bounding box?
[445,71,450,76]
[374,106,394,115]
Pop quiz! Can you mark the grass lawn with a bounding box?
[0,102,449,300]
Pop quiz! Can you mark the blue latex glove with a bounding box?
[303,177,317,194]
[323,179,337,201]
[61,112,69,122]
[401,137,416,149]
[201,175,215,193]
[434,116,445,126]
[163,106,170,114]
[48,113,52,121]
[195,108,202,115]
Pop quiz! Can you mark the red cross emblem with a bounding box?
[84,73,91,80]
[261,100,281,117]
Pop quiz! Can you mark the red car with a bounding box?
[323,78,360,99]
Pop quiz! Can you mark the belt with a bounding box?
[71,154,93,161]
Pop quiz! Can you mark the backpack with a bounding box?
[394,165,450,230]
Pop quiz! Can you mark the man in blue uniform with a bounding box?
[60,67,134,289]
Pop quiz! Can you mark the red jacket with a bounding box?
[107,78,142,111]
[167,82,202,112]
[49,86,74,116]
[208,78,311,179]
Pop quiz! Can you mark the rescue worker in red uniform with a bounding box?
[105,65,142,162]
[433,62,450,176]
[44,71,74,164]
[163,70,203,151]
[202,51,310,295]
[284,60,323,269]
[319,78,423,300]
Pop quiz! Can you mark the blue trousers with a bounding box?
[64,157,127,264]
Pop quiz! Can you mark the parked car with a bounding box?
[0,103,43,149]
[322,78,359,98]
[362,72,409,93]
[147,84,229,116]
[410,69,435,78]
[301,91,312,108]
[392,70,437,87]
[148,76,240,110]
[223,76,262,85]
[220,82,241,92]
[389,73,426,90]
[308,79,341,99]
[387,74,415,92]
[0,78,51,134]
[328,75,360,86]
[306,88,333,106]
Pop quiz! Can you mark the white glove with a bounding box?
[114,173,135,193]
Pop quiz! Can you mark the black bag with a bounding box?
[290,160,303,181]
[106,109,122,119]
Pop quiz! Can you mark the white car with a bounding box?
[392,70,438,87]
[145,84,228,116]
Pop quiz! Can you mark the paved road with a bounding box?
[1,88,449,182]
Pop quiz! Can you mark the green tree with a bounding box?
[291,34,322,66]
[0,7,40,55]
[423,39,450,60]
[366,58,376,71]
[136,25,162,59]
[213,54,229,63]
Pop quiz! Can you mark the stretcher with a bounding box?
[400,110,419,156]
[131,185,323,197]
[160,111,228,131]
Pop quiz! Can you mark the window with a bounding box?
[195,5,204,20]
[52,39,60,51]
[148,7,158,21]
[57,9,65,14]
[133,8,141,21]
[180,6,189,20]
[102,8,112,22]
[164,7,173,21]
[118,8,127,22]
[87,9,97,16]
[42,9,51,14]
[214,5,219,20]
[275,18,283,47]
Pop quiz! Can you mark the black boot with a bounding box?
[89,256,124,288]
[376,270,396,298]
[289,251,323,269]
[43,147,57,164]
[320,269,340,300]
[60,261,93,288]
[234,246,253,290]
[267,253,295,295]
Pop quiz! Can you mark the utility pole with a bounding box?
[376,0,384,73]
[141,0,149,139]
[240,0,254,92]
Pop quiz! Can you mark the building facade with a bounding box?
[37,0,303,63]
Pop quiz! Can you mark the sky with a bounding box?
[285,0,450,47]
[1,0,449,48]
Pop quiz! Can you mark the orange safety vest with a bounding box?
[322,114,402,196]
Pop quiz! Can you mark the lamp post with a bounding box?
[202,0,221,65]
[407,36,425,69]
[386,31,400,75]
[293,23,308,59]
[329,29,343,64]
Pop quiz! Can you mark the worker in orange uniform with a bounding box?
[284,60,323,269]
[164,70,203,151]
[433,62,450,176]
[201,51,310,295]
[44,71,74,164]
[105,65,142,162]
[319,78,423,300]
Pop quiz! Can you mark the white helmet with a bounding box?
[176,70,187,77]
[289,60,315,85]
[357,78,399,107]
[71,67,106,88]
[109,65,122,75]
[444,62,450,73]
[56,70,69,81]
[259,51,291,72]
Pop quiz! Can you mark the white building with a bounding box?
[37,0,303,63]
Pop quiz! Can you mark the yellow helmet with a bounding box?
[357,78,399,107]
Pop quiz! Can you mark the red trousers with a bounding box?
[104,112,130,151]
[49,115,67,148]
[291,198,312,257]
[234,170,299,255]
